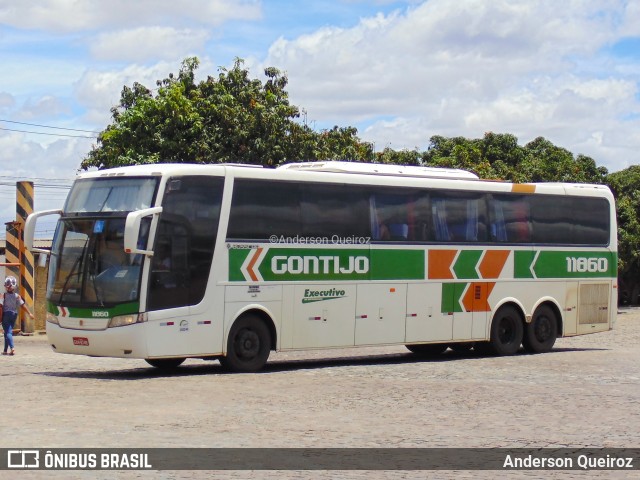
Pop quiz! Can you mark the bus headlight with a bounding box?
[108,313,147,328]
[46,312,59,325]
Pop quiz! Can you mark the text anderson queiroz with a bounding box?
[503,454,634,470]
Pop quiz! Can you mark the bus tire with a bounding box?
[405,343,448,356]
[221,315,271,373]
[523,305,558,353]
[489,305,523,355]
[473,342,494,355]
[145,358,185,369]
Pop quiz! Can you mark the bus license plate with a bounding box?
[73,337,89,346]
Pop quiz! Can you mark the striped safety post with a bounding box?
[4,221,22,332]
[16,181,35,333]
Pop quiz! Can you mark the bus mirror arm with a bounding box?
[124,207,163,255]
[25,209,63,254]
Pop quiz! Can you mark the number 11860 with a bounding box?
[566,257,608,273]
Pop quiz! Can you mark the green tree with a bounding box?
[606,166,640,304]
[81,57,371,169]
[521,137,607,184]
[423,132,608,184]
[374,147,422,166]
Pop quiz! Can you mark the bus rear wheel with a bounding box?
[523,305,558,353]
[221,315,271,373]
[405,343,448,356]
[145,358,185,369]
[489,305,523,355]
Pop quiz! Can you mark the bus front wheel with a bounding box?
[523,305,558,353]
[489,305,523,355]
[221,315,271,373]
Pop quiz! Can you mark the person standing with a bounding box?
[2,276,34,356]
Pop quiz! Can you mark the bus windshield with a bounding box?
[65,177,157,213]
[48,217,146,306]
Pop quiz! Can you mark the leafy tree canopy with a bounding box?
[422,132,608,184]
[81,57,373,169]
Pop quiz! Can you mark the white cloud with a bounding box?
[0,131,86,228]
[0,0,261,33]
[263,0,640,171]
[0,93,16,112]
[91,27,210,62]
[0,131,89,178]
[73,61,182,125]
[17,95,71,120]
[73,57,223,129]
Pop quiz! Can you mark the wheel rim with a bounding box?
[498,317,516,344]
[534,315,552,342]
[235,328,260,360]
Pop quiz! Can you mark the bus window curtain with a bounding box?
[432,199,449,241]
[465,200,479,241]
[492,202,508,242]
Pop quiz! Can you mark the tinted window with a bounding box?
[491,195,532,243]
[571,197,609,245]
[301,184,369,238]
[430,191,488,243]
[530,195,609,245]
[227,180,301,239]
[530,195,573,244]
[227,180,369,239]
[491,193,610,246]
[148,176,224,311]
[370,189,430,242]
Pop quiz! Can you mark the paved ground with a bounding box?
[2,308,639,479]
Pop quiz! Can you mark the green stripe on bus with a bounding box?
[47,301,140,318]
[515,251,617,279]
[228,248,251,282]
[514,251,537,279]
[370,249,425,280]
[441,283,466,313]
[453,250,482,279]
[228,247,425,281]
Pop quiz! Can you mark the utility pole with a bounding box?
[4,181,35,333]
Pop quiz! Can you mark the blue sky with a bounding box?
[0,0,639,237]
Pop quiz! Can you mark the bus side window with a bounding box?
[370,190,429,242]
[147,176,224,311]
[431,193,487,243]
[301,184,369,238]
[491,195,532,243]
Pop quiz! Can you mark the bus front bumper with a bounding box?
[46,322,149,358]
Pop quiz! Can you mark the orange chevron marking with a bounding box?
[461,282,496,312]
[428,250,457,279]
[478,250,510,279]
[246,247,263,282]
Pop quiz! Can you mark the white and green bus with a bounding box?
[25,161,617,372]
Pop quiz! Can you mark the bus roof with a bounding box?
[278,161,479,180]
[74,162,612,200]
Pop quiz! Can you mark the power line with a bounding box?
[0,182,72,189]
[0,126,97,139]
[0,119,101,134]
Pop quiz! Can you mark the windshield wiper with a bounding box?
[88,253,105,307]
[58,241,87,304]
